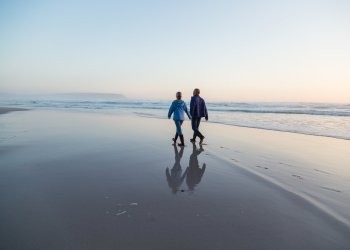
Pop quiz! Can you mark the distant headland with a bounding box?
[55,92,126,99]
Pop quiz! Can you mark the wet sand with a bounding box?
[0,109,349,250]
[0,107,28,114]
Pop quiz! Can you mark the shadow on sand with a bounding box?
[166,143,206,193]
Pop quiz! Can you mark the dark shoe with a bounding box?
[172,133,178,144]
[178,135,185,147]
[190,138,196,142]
[199,136,205,145]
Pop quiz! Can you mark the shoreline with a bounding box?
[206,120,350,141]
[1,105,349,141]
[139,114,350,141]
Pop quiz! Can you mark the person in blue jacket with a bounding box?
[168,92,192,146]
[190,88,208,144]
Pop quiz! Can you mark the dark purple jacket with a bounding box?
[190,96,208,119]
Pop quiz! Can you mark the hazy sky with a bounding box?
[1,0,349,102]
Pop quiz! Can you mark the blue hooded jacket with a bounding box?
[168,100,191,121]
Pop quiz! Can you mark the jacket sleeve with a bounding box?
[184,103,191,119]
[203,100,208,119]
[168,102,174,118]
[190,97,195,116]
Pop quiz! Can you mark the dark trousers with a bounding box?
[191,117,203,140]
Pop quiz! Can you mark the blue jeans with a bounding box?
[191,117,203,139]
[174,120,184,135]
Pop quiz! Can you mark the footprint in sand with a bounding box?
[292,174,303,180]
[314,169,332,175]
[255,165,268,170]
[279,162,297,168]
[321,186,341,193]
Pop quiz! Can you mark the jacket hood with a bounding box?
[173,100,184,107]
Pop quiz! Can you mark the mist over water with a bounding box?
[1,95,349,140]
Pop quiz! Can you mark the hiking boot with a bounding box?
[172,133,178,145]
[178,135,185,147]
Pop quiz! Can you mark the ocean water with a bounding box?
[1,95,349,140]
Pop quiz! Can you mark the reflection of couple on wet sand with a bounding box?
[166,143,206,193]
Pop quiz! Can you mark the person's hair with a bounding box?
[193,88,200,96]
[176,91,182,99]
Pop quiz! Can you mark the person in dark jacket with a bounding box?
[190,88,208,144]
[168,91,192,146]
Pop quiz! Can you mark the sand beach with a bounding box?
[0,108,349,250]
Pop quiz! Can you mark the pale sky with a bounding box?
[1,0,349,102]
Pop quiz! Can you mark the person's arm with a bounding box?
[168,102,174,119]
[190,97,195,117]
[203,99,208,121]
[184,103,192,120]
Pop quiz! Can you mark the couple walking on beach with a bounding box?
[168,88,208,147]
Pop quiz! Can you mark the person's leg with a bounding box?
[174,120,182,136]
[196,118,201,129]
[195,118,205,144]
[196,118,204,138]
[177,120,185,146]
[172,120,180,144]
[172,133,178,144]
[191,118,198,142]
